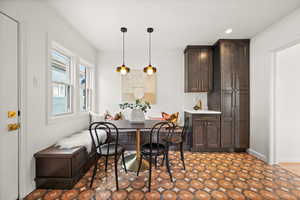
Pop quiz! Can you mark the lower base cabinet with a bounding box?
[185,112,247,152]
[185,113,221,152]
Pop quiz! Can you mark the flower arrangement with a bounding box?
[119,99,151,113]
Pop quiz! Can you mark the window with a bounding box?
[79,64,92,111]
[50,48,73,116]
[47,41,94,122]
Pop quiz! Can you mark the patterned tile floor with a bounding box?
[25,152,300,200]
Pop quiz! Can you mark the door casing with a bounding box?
[269,38,300,164]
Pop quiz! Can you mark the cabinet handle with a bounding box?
[199,80,201,91]
[232,72,234,89]
[235,73,239,89]
[233,72,236,89]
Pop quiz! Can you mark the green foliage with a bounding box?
[119,99,151,113]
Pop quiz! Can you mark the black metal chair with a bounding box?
[137,121,175,192]
[89,122,127,190]
[162,118,189,170]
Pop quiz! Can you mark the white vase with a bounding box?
[130,109,145,123]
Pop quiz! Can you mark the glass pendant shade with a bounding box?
[116,64,130,75]
[144,27,156,75]
[116,27,130,75]
[143,65,156,75]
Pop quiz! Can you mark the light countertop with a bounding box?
[184,109,221,114]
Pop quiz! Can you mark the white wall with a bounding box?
[250,7,300,163]
[184,93,208,110]
[276,43,300,162]
[96,50,208,121]
[0,1,97,197]
[97,50,183,117]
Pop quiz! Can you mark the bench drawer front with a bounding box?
[36,157,71,178]
[72,150,88,176]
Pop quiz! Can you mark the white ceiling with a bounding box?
[46,0,300,52]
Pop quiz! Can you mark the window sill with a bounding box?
[47,112,89,125]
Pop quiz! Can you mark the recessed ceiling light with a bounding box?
[225,28,233,34]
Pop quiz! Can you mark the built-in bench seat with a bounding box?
[33,127,134,189]
[34,145,95,189]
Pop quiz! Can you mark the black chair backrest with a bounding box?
[149,121,175,156]
[89,121,120,156]
[180,117,190,141]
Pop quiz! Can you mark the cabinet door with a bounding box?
[233,41,249,90]
[192,118,205,151]
[221,90,235,148]
[220,41,234,90]
[184,53,189,92]
[188,50,201,92]
[200,48,213,92]
[234,90,249,148]
[185,47,213,92]
[206,120,220,148]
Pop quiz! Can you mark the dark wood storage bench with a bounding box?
[34,146,95,189]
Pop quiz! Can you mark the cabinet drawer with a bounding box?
[193,115,220,121]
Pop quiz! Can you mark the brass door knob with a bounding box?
[8,123,20,131]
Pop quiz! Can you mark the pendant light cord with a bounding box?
[123,31,125,65]
[149,32,151,65]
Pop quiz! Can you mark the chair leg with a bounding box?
[121,150,127,174]
[180,143,186,170]
[90,155,99,188]
[165,150,173,182]
[154,156,158,169]
[114,155,119,190]
[148,155,152,192]
[105,155,109,172]
[161,153,165,166]
[137,154,143,176]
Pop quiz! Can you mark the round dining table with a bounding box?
[110,120,162,172]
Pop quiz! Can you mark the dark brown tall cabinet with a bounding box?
[208,39,250,150]
[184,46,213,92]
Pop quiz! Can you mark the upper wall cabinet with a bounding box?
[184,46,213,92]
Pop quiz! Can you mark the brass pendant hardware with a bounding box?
[8,111,17,118]
[8,123,20,131]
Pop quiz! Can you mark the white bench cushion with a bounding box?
[56,129,107,153]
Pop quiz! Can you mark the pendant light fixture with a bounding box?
[144,27,157,75]
[116,27,130,75]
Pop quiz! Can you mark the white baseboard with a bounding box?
[278,158,300,163]
[247,148,267,162]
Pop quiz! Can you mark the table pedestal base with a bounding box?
[124,153,149,172]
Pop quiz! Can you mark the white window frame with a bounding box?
[47,41,76,122]
[78,59,94,112]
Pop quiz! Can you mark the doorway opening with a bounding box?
[273,41,300,176]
